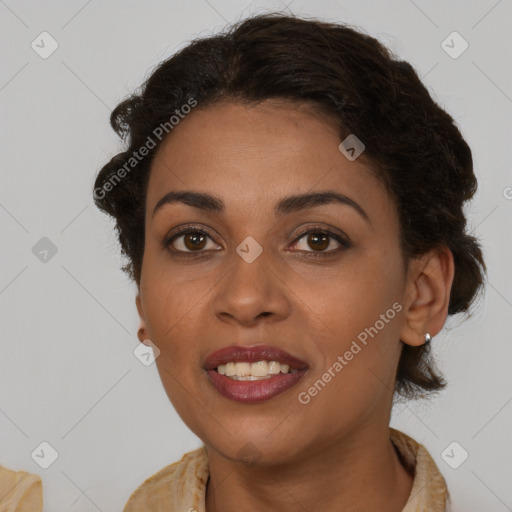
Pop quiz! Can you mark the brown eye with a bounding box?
[290,228,350,257]
[182,232,207,251]
[306,232,330,251]
[165,228,219,253]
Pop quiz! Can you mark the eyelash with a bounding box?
[163,224,351,259]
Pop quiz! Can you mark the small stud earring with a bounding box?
[424,332,432,344]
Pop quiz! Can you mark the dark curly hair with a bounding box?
[93,12,486,400]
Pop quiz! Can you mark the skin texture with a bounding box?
[136,99,454,512]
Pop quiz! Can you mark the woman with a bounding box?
[1,11,485,512]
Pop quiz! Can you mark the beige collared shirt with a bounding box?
[0,428,451,511]
[0,465,42,512]
[123,428,451,511]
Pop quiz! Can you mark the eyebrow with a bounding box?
[152,190,370,223]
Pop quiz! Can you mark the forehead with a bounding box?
[146,100,390,221]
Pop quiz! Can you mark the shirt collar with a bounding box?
[123,428,449,512]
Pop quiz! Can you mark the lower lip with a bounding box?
[206,369,306,403]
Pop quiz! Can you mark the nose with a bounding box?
[212,245,291,327]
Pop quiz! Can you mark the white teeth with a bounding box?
[229,375,272,381]
[215,360,299,379]
[235,362,251,377]
[225,362,236,376]
[251,360,268,376]
[267,361,281,375]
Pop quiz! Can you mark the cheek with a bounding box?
[303,245,405,389]
[140,245,202,334]
[298,290,403,431]
[307,244,403,334]
[139,278,202,392]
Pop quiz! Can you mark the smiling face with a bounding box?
[136,98,413,463]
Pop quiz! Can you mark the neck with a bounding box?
[204,424,414,512]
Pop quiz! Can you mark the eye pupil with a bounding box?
[184,232,207,250]
[308,233,329,251]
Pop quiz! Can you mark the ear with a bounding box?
[399,245,455,346]
[135,292,150,344]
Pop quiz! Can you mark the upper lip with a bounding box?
[203,344,309,371]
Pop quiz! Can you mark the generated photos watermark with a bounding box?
[298,301,403,404]
[93,97,198,200]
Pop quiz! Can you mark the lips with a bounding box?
[203,344,309,403]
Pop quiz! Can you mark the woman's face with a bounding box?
[137,99,410,462]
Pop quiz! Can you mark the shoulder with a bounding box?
[0,464,43,512]
[123,446,209,512]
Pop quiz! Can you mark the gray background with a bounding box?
[1,1,511,510]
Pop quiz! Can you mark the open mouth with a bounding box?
[203,344,309,403]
